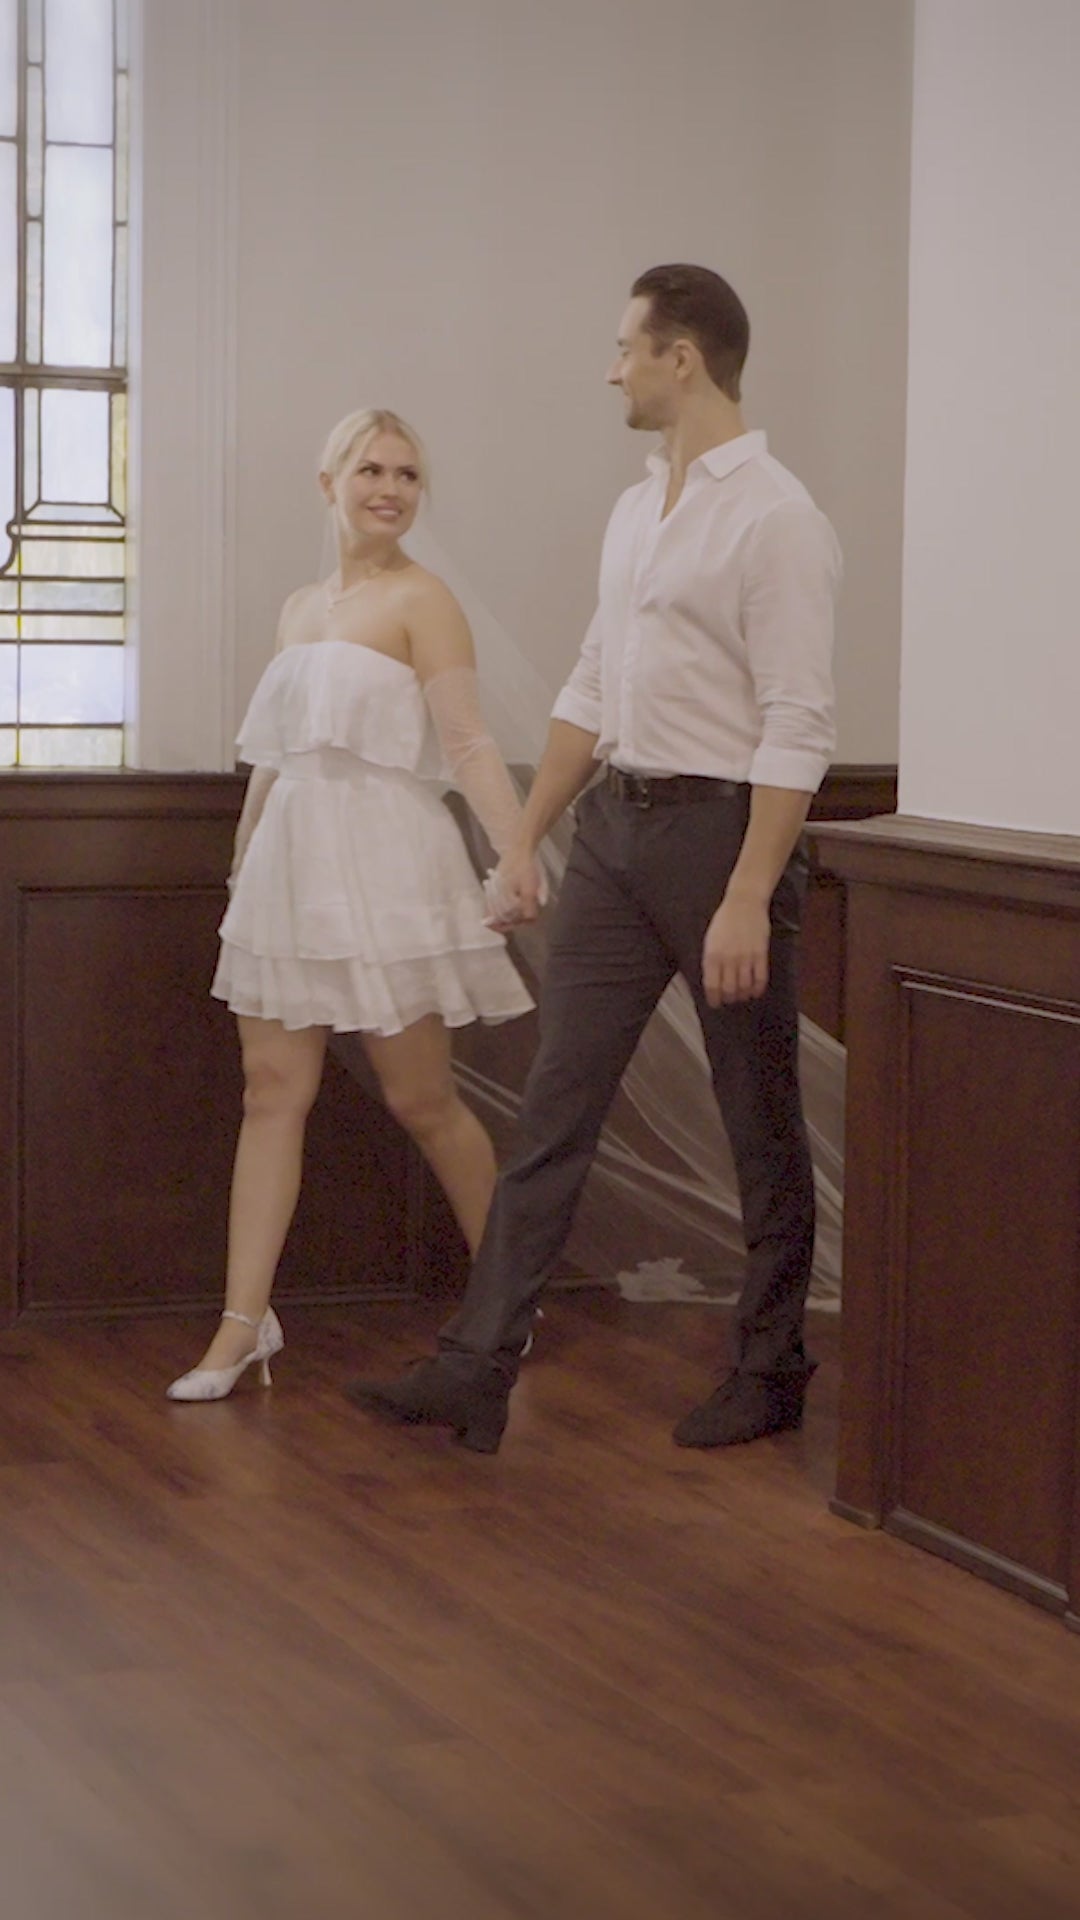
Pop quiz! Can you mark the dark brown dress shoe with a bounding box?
[673,1364,816,1449]
[344,1355,510,1455]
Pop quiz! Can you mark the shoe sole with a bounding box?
[672,1410,805,1449]
[343,1383,507,1455]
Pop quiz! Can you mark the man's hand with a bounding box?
[483,844,546,931]
[702,891,771,1005]
[702,786,813,1004]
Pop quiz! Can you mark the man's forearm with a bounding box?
[516,719,600,850]
[724,784,812,903]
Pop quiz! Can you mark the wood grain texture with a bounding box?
[2,1296,1080,1919]
[0,792,418,1322]
[804,765,898,1040]
[809,814,1080,1620]
[0,767,894,1322]
[895,976,1080,1591]
[810,765,898,824]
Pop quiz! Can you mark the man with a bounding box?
[347,263,840,1455]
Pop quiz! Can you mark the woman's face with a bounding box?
[325,431,423,542]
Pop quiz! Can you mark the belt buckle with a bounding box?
[610,766,653,808]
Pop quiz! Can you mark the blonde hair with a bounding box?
[318,407,430,491]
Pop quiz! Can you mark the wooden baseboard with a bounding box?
[886,1510,1069,1617]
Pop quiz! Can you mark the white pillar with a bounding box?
[127,0,239,771]
[898,0,1080,835]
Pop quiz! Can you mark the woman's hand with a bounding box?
[483,845,546,930]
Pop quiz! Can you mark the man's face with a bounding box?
[606,297,677,431]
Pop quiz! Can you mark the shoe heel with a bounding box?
[258,1358,273,1387]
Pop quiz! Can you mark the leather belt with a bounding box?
[604,766,744,809]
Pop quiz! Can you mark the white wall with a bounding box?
[135,0,912,768]
[899,0,1080,833]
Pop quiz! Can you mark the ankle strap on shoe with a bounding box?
[222,1308,260,1329]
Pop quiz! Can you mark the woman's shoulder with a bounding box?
[400,561,473,666]
[398,561,461,612]
[275,581,325,649]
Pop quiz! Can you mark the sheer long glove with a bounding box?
[423,664,527,856]
[423,666,547,923]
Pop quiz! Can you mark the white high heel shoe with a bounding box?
[166,1307,284,1403]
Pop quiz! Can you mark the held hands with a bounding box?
[702,890,771,1005]
[482,844,548,932]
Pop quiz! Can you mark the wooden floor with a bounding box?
[2,1294,1080,1920]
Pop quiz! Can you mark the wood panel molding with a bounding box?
[811,810,1080,908]
[810,764,898,823]
[0,774,423,1325]
[0,769,245,818]
[809,812,1080,1622]
[0,764,895,1327]
[802,764,898,1040]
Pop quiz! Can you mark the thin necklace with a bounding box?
[326,560,403,607]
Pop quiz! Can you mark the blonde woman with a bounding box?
[167,409,536,1401]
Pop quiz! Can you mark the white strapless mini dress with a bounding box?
[211,640,534,1035]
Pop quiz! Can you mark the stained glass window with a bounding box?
[0,0,128,769]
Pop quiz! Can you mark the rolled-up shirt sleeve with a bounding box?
[551,604,604,736]
[742,499,840,792]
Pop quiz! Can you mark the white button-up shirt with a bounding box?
[552,430,840,792]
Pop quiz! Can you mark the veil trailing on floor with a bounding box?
[327,508,846,1310]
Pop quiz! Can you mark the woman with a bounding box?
[167,408,536,1401]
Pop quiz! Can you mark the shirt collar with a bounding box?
[646,428,767,483]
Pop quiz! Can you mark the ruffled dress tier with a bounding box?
[211,639,533,1035]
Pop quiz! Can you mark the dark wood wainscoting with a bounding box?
[803,764,898,1040]
[809,814,1080,1623]
[0,764,892,1327]
[0,774,418,1326]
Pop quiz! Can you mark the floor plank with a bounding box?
[1,1297,1079,1919]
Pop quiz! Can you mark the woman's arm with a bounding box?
[407,574,528,861]
[481,718,599,928]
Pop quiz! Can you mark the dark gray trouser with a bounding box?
[439,779,816,1380]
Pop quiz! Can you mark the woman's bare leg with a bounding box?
[187,1016,328,1371]
[362,1015,496,1255]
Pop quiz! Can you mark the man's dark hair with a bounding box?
[631,263,749,400]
